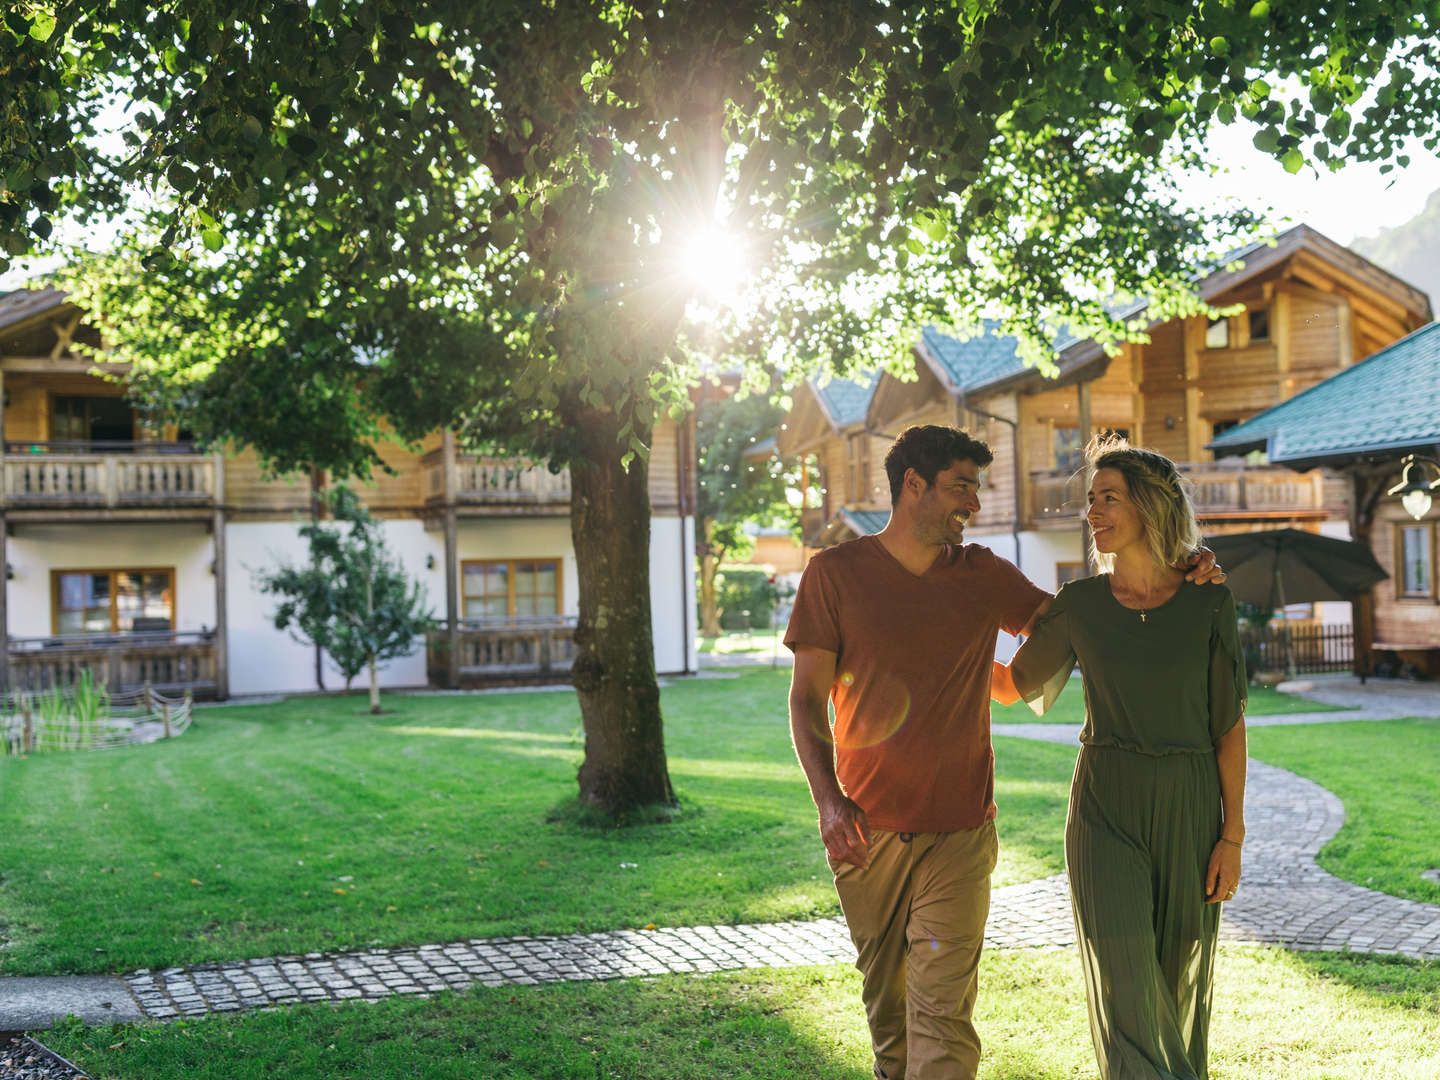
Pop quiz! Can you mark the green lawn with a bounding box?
[991,681,1350,726]
[1248,717,1440,905]
[698,628,784,655]
[0,670,1076,976]
[46,947,1440,1079]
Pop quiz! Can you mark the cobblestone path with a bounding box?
[3,677,1437,1033]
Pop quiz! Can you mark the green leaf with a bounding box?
[1249,1,1269,17]
[201,228,223,252]
[1252,127,1281,153]
[29,10,57,40]
[1280,147,1304,174]
[1208,36,1229,57]
[162,46,180,75]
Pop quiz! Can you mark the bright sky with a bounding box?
[1177,124,1440,246]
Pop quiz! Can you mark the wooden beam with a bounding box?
[443,429,460,690]
[1289,251,1420,326]
[211,451,228,700]
[0,356,128,375]
[1272,289,1293,402]
[1129,342,1145,447]
[1182,317,1205,462]
[1077,381,1093,574]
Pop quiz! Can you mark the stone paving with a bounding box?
[3,674,1438,1038]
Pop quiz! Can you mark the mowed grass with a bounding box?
[0,669,1077,976]
[991,681,1349,726]
[1248,716,1440,905]
[46,947,1440,1080]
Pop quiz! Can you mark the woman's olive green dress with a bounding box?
[1011,576,1246,1080]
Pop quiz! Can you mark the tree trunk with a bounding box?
[699,519,723,638]
[368,655,380,714]
[568,408,675,815]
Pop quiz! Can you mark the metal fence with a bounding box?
[1239,623,1354,675]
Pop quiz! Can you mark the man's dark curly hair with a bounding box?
[883,425,993,504]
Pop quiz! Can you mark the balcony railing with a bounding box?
[7,630,218,695]
[3,442,214,510]
[1027,461,1334,526]
[422,451,571,506]
[426,615,578,683]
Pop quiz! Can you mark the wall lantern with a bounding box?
[1387,454,1440,521]
[425,554,437,571]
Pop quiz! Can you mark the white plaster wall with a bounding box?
[1015,530,1085,594]
[963,529,1083,661]
[1316,519,1356,626]
[7,522,215,637]
[651,515,697,674]
[226,519,435,696]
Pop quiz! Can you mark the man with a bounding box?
[785,424,1220,1079]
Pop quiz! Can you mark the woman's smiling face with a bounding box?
[1087,467,1144,557]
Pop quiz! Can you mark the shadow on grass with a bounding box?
[1288,950,1440,1013]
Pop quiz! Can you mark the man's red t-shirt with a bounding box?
[785,535,1048,833]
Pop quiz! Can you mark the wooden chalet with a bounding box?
[778,226,1432,619]
[0,288,698,698]
[1209,321,1440,677]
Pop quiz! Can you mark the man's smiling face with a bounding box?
[913,459,983,546]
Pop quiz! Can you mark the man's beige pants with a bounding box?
[830,822,997,1080]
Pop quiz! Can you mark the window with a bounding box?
[52,395,135,444]
[463,559,561,618]
[1056,562,1087,587]
[1212,419,1241,439]
[54,569,173,634]
[1053,427,1082,471]
[1398,524,1434,598]
[1248,308,1270,342]
[1204,316,1230,349]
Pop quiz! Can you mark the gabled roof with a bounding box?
[0,286,70,335]
[811,372,881,430]
[917,322,1028,394]
[1207,320,1440,467]
[816,506,890,547]
[913,222,1432,402]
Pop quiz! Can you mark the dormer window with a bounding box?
[1204,316,1229,349]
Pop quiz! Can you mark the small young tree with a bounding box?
[695,390,794,638]
[259,488,432,714]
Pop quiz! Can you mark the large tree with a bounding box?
[5,0,1439,815]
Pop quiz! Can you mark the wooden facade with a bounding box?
[847,227,1432,553]
[0,290,697,695]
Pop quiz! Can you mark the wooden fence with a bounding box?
[1239,622,1354,675]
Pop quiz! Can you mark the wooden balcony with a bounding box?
[2,442,215,518]
[8,630,218,696]
[422,450,571,518]
[1026,461,1338,528]
[427,616,577,685]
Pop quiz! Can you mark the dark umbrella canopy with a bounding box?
[1205,529,1389,609]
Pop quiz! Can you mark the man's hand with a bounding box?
[1183,545,1226,585]
[818,793,871,868]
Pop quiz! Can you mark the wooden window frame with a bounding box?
[1248,306,1271,343]
[1395,522,1437,601]
[1056,561,1087,587]
[51,566,178,635]
[460,558,564,618]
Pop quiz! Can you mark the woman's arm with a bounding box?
[1205,716,1247,902]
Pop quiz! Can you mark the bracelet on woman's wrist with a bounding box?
[1219,836,1244,848]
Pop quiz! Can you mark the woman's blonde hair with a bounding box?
[1085,434,1201,573]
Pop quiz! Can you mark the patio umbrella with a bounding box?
[1204,529,1388,609]
[1204,528,1389,678]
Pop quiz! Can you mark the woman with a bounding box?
[997,437,1247,1080]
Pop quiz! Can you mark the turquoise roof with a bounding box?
[811,371,881,429]
[1208,321,1440,464]
[919,322,1028,392]
[842,508,890,535]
